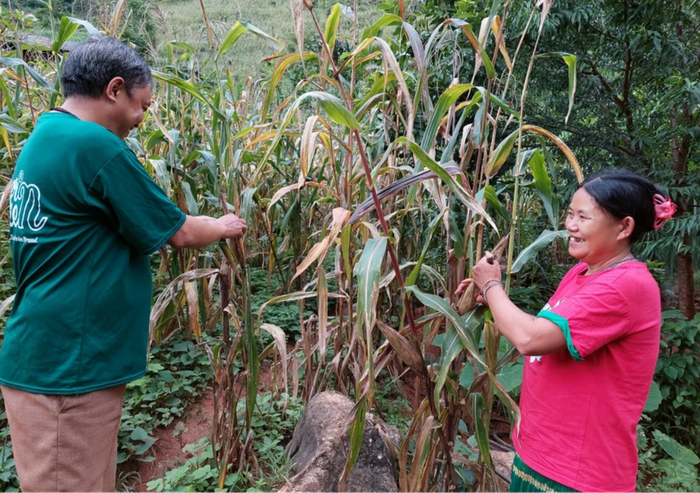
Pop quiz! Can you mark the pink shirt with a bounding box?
[514,261,661,492]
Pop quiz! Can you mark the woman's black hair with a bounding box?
[61,36,153,99]
[578,169,666,244]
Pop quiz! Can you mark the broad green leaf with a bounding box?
[66,16,100,35]
[476,185,511,224]
[339,396,367,489]
[396,137,497,232]
[643,380,661,413]
[470,393,493,469]
[299,91,360,130]
[53,16,79,53]
[434,326,463,402]
[262,52,320,119]
[653,430,700,465]
[152,71,224,120]
[324,4,341,54]
[497,362,523,392]
[460,363,475,389]
[406,286,485,366]
[356,237,387,333]
[182,182,199,215]
[406,209,447,286]
[420,84,475,152]
[511,230,569,274]
[0,57,55,91]
[528,149,558,229]
[522,125,583,183]
[217,21,283,61]
[563,54,577,124]
[361,13,402,40]
[0,113,28,134]
[486,128,518,177]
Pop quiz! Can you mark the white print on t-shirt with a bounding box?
[530,298,568,363]
[10,171,49,234]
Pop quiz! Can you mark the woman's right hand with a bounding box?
[472,251,503,290]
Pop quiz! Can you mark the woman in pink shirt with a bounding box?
[467,169,675,492]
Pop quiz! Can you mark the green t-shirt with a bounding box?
[0,112,186,395]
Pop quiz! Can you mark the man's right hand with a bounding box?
[169,214,247,249]
[217,214,247,239]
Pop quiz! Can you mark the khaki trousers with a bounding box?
[1,384,126,492]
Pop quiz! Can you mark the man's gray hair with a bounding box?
[61,36,153,98]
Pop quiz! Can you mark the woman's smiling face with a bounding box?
[565,188,629,266]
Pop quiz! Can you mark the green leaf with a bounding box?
[406,286,485,366]
[470,393,493,469]
[406,209,447,286]
[420,84,475,152]
[339,396,367,489]
[262,52,319,120]
[182,182,199,215]
[0,113,28,134]
[361,13,402,40]
[643,380,662,413]
[151,71,224,120]
[476,185,511,224]
[324,4,342,54]
[0,57,55,91]
[53,16,79,53]
[396,137,497,232]
[434,326,463,402]
[496,362,523,392]
[511,230,569,274]
[297,91,360,130]
[528,149,558,228]
[355,237,387,333]
[486,128,518,177]
[653,430,700,465]
[562,54,577,124]
[66,16,100,35]
[216,21,283,62]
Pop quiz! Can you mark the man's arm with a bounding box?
[168,214,246,249]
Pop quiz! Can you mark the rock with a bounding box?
[279,391,401,492]
[491,450,515,490]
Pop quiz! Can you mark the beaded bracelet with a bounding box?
[481,280,503,304]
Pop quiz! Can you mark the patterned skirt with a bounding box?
[510,454,578,492]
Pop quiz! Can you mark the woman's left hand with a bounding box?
[472,251,503,290]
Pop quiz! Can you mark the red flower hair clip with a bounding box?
[653,194,676,229]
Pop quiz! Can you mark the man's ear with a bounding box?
[105,77,126,102]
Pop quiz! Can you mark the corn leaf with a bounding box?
[420,84,475,152]
[395,137,497,232]
[486,128,518,177]
[324,3,341,54]
[511,229,569,274]
[528,149,558,229]
[0,57,55,91]
[406,286,485,366]
[53,16,80,53]
[217,21,283,61]
[522,125,583,183]
[356,237,387,334]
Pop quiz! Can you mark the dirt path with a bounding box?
[132,390,215,491]
[128,355,289,491]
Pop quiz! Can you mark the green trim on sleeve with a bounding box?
[537,310,583,361]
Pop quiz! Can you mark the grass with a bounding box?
[150,0,383,81]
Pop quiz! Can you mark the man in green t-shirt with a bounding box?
[0,36,246,492]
